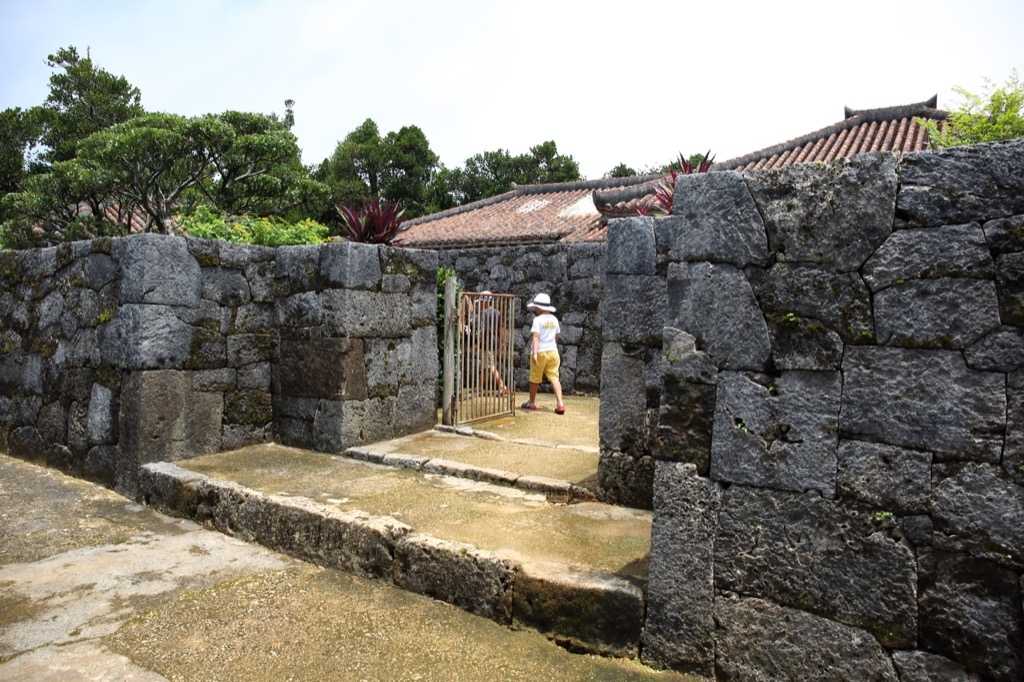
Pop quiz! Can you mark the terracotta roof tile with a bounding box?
[714,96,946,171]
[397,176,653,249]
[401,97,948,248]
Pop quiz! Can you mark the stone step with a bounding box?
[138,441,651,658]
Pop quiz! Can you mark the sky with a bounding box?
[1,0,1021,180]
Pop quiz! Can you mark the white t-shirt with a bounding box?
[530,313,560,352]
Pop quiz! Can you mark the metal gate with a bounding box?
[442,285,516,425]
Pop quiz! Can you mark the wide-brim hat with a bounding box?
[527,293,556,312]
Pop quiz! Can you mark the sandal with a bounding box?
[521,402,537,410]
[555,405,566,415]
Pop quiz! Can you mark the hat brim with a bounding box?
[528,303,556,312]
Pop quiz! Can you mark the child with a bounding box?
[521,293,566,414]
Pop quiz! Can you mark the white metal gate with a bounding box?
[442,285,516,425]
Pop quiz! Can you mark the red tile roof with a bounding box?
[713,96,946,172]
[397,176,656,248]
[399,98,948,248]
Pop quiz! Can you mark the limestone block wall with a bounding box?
[600,139,1024,679]
[439,241,604,394]
[0,234,438,496]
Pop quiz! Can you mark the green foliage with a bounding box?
[34,46,145,165]
[918,70,1024,148]
[177,205,328,246]
[4,110,329,242]
[425,140,582,210]
[313,119,439,219]
[336,199,406,243]
[604,163,638,179]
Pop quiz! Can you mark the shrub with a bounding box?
[178,205,328,246]
[337,199,406,244]
[918,70,1024,148]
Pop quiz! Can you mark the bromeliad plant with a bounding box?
[642,150,715,216]
[337,199,406,243]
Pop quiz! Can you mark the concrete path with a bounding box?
[0,454,691,681]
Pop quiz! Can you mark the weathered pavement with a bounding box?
[0,396,692,681]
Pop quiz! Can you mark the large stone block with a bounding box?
[98,303,194,370]
[602,274,667,344]
[598,344,647,454]
[890,650,980,682]
[995,251,1024,326]
[641,462,720,676]
[874,278,1001,349]
[664,171,769,267]
[931,461,1024,569]
[596,450,653,509]
[273,291,323,328]
[898,137,1024,227]
[750,263,874,344]
[840,347,1005,461]
[835,439,931,514]
[118,370,223,494]
[919,548,1023,681]
[116,234,201,307]
[651,377,714,473]
[393,533,516,624]
[965,325,1024,372]
[711,370,841,497]
[322,290,411,338]
[714,596,898,681]
[668,262,770,370]
[662,327,717,384]
[745,152,898,270]
[764,312,845,370]
[320,242,382,290]
[277,336,366,400]
[714,485,918,647]
[86,382,118,445]
[201,266,251,306]
[512,562,644,658]
[605,216,656,275]
[275,244,321,292]
[984,213,1024,256]
[861,223,994,291]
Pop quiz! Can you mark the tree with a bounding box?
[33,46,144,165]
[0,108,37,224]
[381,125,439,215]
[4,111,329,239]
[919,70,1024,148]
[604,163,638,178]
[314,118,439,219]
[425,140,582,209]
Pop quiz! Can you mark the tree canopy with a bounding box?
[312,118,439,218]
[34,46,146,165]
[3,111,328,244]
[1,44,594,247]
[424,140,582,211]
[919,69,1024,148]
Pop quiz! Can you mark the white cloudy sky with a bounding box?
[1,0,1021,179]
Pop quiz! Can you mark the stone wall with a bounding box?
[438,241,604,394]
[601,139,1024,679]
[0,234,438,496]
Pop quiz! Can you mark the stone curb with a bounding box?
[343,445,597,503]
[137,461,642,658]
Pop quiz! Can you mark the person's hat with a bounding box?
[527,293,556,312]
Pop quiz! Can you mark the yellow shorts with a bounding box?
[529,350,560,384]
